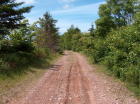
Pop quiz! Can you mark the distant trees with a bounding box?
[60,25,81,50]
[0,0,33,38]
[60,0,140,89]
[89,23,95,36]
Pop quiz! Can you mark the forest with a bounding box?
[0,0,140,97]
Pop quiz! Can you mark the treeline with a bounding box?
[0,0,61,76]
[61,0,140,89]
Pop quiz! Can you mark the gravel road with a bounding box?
[8,51,139,104]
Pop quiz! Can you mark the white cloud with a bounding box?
[63,4,70,9]
[58,0,76,9]
[51,2,105,33]
[59,0,76,9]
[16,0,36,4]
[60,0,76,3]
[52,2,105,15]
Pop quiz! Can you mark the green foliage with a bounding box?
[64,24,140,88]
[60,0,140,90]
[95,4,115,38]
[107,0,140,26]
[102,26,140,86]
[0,10,60,77]
[0,0,33,37]
[60,25,81,50]
[92,0,140,88]
[10,20,35,42]
[36,12,60,52]
[0,40,34,54]
[0,0,139,95]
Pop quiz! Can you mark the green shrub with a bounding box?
[101,26,140,87]
[78,25,140,87]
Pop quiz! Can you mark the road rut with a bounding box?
[9,51,139,104]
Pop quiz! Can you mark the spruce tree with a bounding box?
[36,12,59,52]
[0,0,33,38]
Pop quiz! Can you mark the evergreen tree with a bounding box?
[36,12,59,52]
[0,0,33,38]
[89,23,94,36]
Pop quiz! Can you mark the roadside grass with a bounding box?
[0,53,61,103]
[126,83,140,97]
[0,68,46,95]
[93,64,140,98]
[83,53,140,99]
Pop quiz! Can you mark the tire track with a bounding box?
[64,64,73,104]
[9,51,96,104]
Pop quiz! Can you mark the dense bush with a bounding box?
[101,26,140,86]
[0,12,60,76]
[61,23,140,88]
[60,0,140,89]
[0,40,34,54]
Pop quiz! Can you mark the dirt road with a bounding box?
[9,51,139,104]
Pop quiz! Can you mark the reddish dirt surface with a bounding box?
[8,51,139,104]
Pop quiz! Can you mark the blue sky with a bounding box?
[16,0,105,33]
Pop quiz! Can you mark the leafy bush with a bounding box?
[100,26,140,87]
[61,25,140,88]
